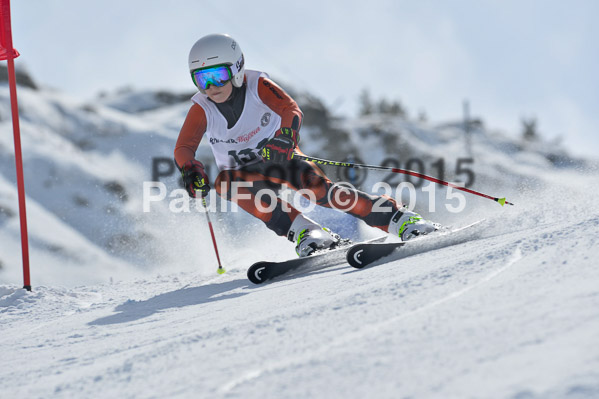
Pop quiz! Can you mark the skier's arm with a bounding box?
[257,77,303,132]
[174,103,208,169]
[174,104,211,197]
[258,77,303,163]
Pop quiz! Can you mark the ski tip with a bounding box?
[217,267,226,275]
[346,246,366,269]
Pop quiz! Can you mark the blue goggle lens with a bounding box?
[192,65,233,90]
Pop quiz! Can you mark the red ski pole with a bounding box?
[294,154,514,206]
[201,197,226,274]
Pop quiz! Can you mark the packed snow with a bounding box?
[1,76,599,398]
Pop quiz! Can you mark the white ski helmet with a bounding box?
[188,33,245,93]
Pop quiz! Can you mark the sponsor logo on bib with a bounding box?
[261,112,271,127]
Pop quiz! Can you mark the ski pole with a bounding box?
[201,197,226,274]
[293,154,514,206]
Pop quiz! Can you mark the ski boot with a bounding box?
[287,214,345,257]
[388,208,439,241]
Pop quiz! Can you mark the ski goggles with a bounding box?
[191,54,245,90]
[191,65,233,90]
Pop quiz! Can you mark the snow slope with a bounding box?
[1,167,598,398]
[1,72,598,398]
[0,83,223,284]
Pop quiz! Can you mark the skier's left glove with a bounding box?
[261,127,299,163]
[181,160,210,198]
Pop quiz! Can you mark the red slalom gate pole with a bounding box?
[294,154,514,206]
[1,0,31,290]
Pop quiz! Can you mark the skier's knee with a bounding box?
[214,170,233,198]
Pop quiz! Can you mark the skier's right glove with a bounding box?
[181,160,210,198]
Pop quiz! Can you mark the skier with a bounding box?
[174,33,438,257]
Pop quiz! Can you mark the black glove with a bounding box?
[181,160,210,198]
[261,127,299,163]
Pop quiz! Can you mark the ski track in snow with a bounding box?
[221,244,524,394]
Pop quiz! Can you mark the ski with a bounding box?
[347,220,486,269]
[347,241,405,269]
[247,236,386,284]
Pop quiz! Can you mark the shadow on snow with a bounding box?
[88,279,248,326]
